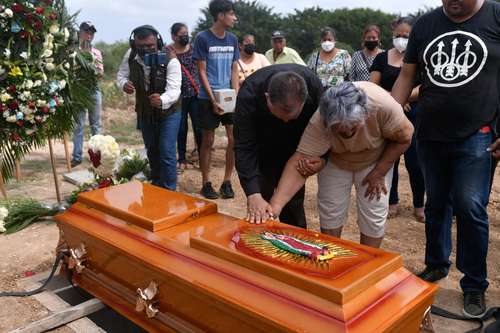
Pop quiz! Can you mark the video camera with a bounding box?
[143,50,169,67]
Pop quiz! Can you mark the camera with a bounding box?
[143,51,168,67]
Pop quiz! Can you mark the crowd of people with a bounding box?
[75,0,500,320]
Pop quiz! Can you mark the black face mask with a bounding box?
[244,44,256,55]
[364,40,379,51]
[177,35,189,46]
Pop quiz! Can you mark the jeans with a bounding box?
[417,130,492,293]
[141,111,182,190]
[72,90,102,162]
[389,106,425,208]
[177,96,202,163]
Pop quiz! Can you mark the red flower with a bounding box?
[6,85,16,94]
[88,149,101,168]
[98,178,113,189]
[33,20,43,30]
[20,30,30,39]
[10,133,22,142]
[9,100,19,110]
[41,106,50,114]
[44,0,53,5]
[35,7,44,14]
[11,3,24,13]
[28,101,36,109]
[16,120,24,127]
[48,12,57,20]
[25,13,34,23]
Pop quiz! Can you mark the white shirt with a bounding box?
[116,48,181,110]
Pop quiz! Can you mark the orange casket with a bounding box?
[55,181,437,333]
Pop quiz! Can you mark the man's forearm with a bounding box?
[391,63,417,105]
[231,63,240,93]
[199,69,215,102]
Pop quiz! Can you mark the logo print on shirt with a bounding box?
[423,30,488,88]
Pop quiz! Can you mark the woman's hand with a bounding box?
[361,169,388,201]
[296,157,326,177]
[246,193,274,224]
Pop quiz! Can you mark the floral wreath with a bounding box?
[0,0,97,181]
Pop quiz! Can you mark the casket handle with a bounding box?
[136,281,160,318]
[420,306,435,333]
[68,243,88,274]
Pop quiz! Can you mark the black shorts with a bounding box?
[198,98,233,130]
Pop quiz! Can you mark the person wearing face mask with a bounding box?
[351,25,384,82]
[307,27,352,88]
[167,22,203,173]
[237,34,270,85]
[370,17,425,223]
[268,82,413,249]
[116,25,182,190]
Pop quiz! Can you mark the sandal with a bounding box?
[388,204,399,218]
[413,207,425,223]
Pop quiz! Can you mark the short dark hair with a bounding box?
[320,27,337,40]
[268,71,308,110]
[362,24,381,39]
[171,22,187,36]
[239,34,254,43]
[209,0,235,21]
[134,27,156,40]
[392,16,415,30]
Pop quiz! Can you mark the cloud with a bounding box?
[66,0,441,43]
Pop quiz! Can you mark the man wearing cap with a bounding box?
[71,21,104,167]
[265,31,305,66]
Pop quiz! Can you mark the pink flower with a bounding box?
[35,7,44,14]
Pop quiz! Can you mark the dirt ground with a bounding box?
[0,107,499,332]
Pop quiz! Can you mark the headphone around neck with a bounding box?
[129,25,164,51]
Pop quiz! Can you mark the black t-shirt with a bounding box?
[234,64,324,196]
[405,0,500,141]
[370,51,402,91]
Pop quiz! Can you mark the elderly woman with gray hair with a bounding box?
[268,81,414,248]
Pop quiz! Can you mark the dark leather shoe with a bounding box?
[417,267,448,282]
[463,291,486,318]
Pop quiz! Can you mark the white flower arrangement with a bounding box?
[0,206,8,233]
[88,135,121,178]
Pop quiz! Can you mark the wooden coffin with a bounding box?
[55,181,438,333]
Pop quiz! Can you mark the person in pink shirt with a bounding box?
[71,21,104,167]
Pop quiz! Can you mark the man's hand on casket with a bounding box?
[489,138,500,159]
[246,193,274,224]
[296,156,326,177]
[361,169,388,202]
[149,94,162,109]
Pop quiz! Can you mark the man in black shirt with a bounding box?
[234,65,324,228]
[392,0,500,318]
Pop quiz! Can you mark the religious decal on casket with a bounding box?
[232,226,358,277]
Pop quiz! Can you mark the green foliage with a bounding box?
[0,198,58,235]
[115,149,148,181]
[93,40,129,81]
[193,1,436,59]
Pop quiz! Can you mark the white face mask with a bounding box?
[393,37,408,53]
[321,41,335,52]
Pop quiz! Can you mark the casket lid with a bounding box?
[77,181,217,232]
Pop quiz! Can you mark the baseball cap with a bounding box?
[271,30,285,39]
[80,21,97,33]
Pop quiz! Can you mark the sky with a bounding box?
[66,0,442,43]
